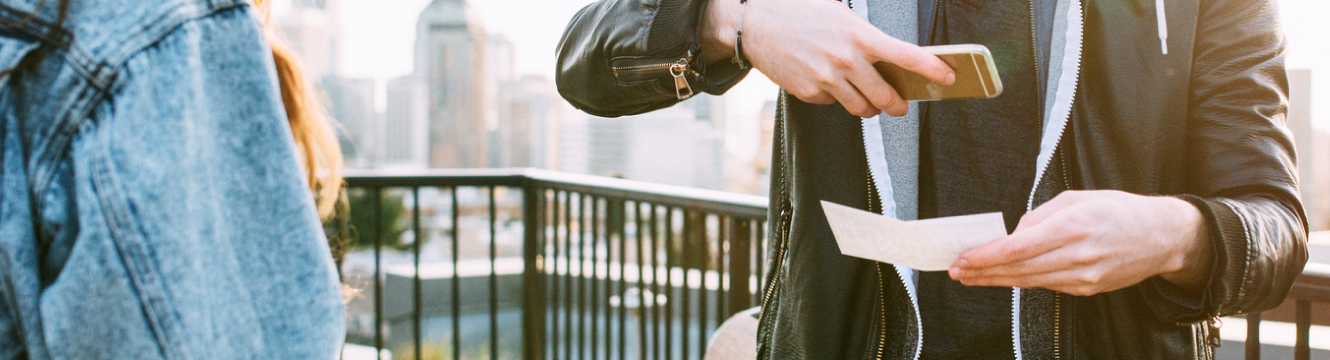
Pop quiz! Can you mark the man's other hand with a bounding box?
[700,0,955,118]
[948,190,1215,297]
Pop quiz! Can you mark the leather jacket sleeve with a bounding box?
[555,0,750,117]
[1137,0,1308,324]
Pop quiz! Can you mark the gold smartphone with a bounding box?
[875,44,1003,101]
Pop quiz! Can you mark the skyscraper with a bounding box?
[323,76,380,167]
[414,0,489,169]
[383,76,431,168]
[1289,69,1324,229]
[584,106,725,190]
[276,0,340,81]
[497,75,561,169]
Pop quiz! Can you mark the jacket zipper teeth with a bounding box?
[610,57,694,100]
[760,95,791,357]
[1020,0,1061,359]
[875,265,888,360]
[758,209,789,319]
[1057,143,1068,359]
[866,171,890,360]
[928,2,941,44]
[611,63,674,76]
[867,165,920,360]
[1030,0,1044,107]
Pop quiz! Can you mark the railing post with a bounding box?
[524,186,546,360]
[727,219,752,318]
[1295,300,1311,360]
[1246,312,1261,360]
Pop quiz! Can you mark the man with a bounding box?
[556,0,1307,358]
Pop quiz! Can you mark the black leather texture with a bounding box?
[554,0,1308,358]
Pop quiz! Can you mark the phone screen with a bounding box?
[874,49,1002,102]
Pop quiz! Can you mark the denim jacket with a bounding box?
[0,0,345,359]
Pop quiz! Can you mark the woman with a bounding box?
[0,0,347,358]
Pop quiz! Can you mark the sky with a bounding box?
[295,0,1330,128]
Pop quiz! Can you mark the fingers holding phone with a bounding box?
[876,44,1003,102]
[700,0,956,117]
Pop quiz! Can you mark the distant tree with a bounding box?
[348,189,413,251]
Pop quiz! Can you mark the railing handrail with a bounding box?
[340,170,1330,360]
[347,169,1330,299]
[1290,262,1330,302]
[345,168,769,218]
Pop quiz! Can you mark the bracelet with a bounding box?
[732,0,751,70]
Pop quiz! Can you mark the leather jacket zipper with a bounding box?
[759,95,792,360]
[1022,0,1063,358]
[866,171,886,360]
[609,57,694,100]
[867,153,922,360]
[1172,315,1221,359]
[670,59,695,100]
[1206,316,1223,349]
[875,264,890,360]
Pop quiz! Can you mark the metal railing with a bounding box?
[1243,263,1330,360]
[338,169,1330,360]
[341,169,767,360]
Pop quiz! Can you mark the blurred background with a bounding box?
[263,1,1330,359]
[271,0,1330,224]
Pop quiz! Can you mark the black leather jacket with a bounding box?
[556,0,1308,359]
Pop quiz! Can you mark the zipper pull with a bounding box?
[670,58,694,100]
[1206,316,1223,348]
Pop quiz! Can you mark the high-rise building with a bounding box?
[585,106,725,190]
[497,75,561,169]
[1289,69,1324,229]
[414,0,490,169]
[276,0,340,81]
[383,76,431,168]
[323,76,380,167]
[558,111,590,175]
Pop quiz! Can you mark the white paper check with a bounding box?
[822,201,1008,271]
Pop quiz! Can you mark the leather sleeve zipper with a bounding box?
[1206,316,1223,348]
[609,56,695,100]
[669,58,695,100]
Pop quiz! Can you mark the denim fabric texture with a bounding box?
[0,0,346,359]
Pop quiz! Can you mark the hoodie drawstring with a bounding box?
[1155,0,1168,54]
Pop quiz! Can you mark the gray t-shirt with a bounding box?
[915,0,1051,359]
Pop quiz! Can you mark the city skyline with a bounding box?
[269,0,1330,228]
[275,0,1330,129]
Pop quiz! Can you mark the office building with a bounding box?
[276,0,340,81]
[414,0,490,169]
[585,106,724,190]
[383,76,431,168]
[323,76,380,167]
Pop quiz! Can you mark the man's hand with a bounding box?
[700,0,955,117]
[948,190,1214,296]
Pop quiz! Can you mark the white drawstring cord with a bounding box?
[1156,0,1168,54]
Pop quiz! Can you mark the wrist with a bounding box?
[1158,197,1213,291]
[701,0,741,64]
